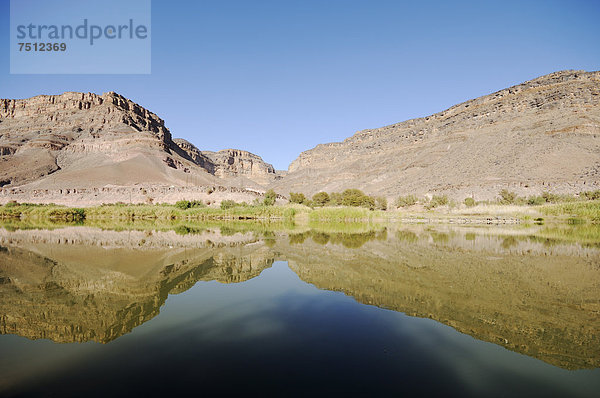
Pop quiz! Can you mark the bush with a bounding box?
[4,200,18,208]
[375,196,387,211]
[220,200,237,210]
[340,189,375,209]
[395,195,418,208]
[581,190,600,201]
[263,189,277,206]
[312,192,330,207]
[175,200,191,209]
[464,197,476,207]
[527,196,546,206]
[329,192,342,206]
[426,195,449,209]
[188,200,205,208]
[498,189,517,205]
[289,192,307,204]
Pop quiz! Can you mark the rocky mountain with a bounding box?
[173,139,283,185]
[272,70,600,200]
[1,70,599,204]
[0,92,279,204]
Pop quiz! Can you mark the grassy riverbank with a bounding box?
[0,200,599,225]
[0,202,297,222]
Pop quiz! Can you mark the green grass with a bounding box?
[308,206,388,222]
[540,200,600,222]
[0,204,85,221]
[0,203,297,222]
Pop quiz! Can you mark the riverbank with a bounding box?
[0,200,598,224]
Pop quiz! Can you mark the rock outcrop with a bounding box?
[172,139,282,185]
[272,70,600,200]
[0,92,278,204]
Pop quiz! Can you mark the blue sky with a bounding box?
[1,0,599,170]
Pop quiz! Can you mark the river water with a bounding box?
[0,222,598,397]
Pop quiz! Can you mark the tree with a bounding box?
[312,191,330,207]
[395,195,418,208]
[498,189,517,205]
[463,197,476,207]
[263,189,277,206]
[329,192,343,206]
[341,189,366,207]
[289,192,307,204]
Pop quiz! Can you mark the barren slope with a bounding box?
[272,70,600,199]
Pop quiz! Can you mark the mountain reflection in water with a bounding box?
[0,223,599,397]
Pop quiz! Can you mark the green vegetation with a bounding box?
[289,192,307,205]
[375,196,387,211]
[175,200,206,209]
[312,191,330,207]
[0,203,85,221]
[263,189,277,206]
[464,197,476,207]
[425,195,449,209]
[540,200,600,222]
[308,206,387,222]
[0,202,296,222]
[395,195,418,208]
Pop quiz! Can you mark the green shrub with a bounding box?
[581,190,600,201]
[426,195,449,209]
[289,192,307,204]
[188,200,205,208]
[527,196,546,206]
[375,196,387,211]
[395,195,418,208]
[4,200,18,208]
[329,192,343,206]
[498,189,517,205]
[175,200,191,209]
[263,189,277,206]
[340,189,375,209]
[312,192,330,207]
[220,200,237,210]
[464,197,476,207]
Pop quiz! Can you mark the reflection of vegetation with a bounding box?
[309,229,387,248]
[541,200,600,222]
[311,232,330,245]
[501,236,518,249]
[396,230,419,243]
[532,224,600,248]
[289,232,309,245]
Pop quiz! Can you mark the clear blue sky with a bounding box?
[1,0,599,170]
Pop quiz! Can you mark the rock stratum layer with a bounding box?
[273,70,600,199]
[0,92,280,205]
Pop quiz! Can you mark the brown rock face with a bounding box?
[273,70,600,199]
[0,92,278,203]
[201,148,281,184]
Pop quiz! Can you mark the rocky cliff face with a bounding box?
[172,139,281,185]
[0,92,278,203]
[274,70,600,199]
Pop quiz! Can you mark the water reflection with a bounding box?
[0,222,599,376]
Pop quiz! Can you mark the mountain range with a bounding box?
[1,69,599,204]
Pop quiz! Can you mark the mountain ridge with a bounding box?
[1,69,599,204]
